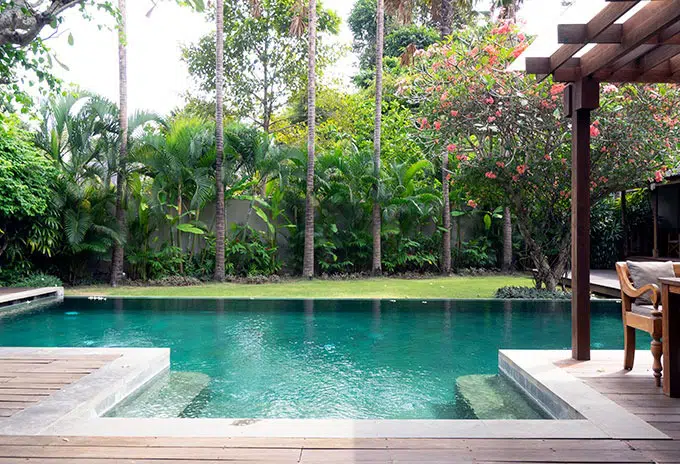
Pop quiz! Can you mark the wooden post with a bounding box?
[566,79,599,361]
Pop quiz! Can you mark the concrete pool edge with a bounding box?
[500,350,669,440]
[0,347,668,440]
[0,347,169,435]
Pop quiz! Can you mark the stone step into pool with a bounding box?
[107,371,211,418]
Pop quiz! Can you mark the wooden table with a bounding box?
[660,277,680,397]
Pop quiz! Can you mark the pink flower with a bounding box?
[655,171,664,183]
[434,121,442,131]
[456,154,468,162]
[450,110,459,117]
[544,154,551,161]
[485,171,497,179]
[550,84,566,96]
[590,125,600,137]
[495,110,502,117]
[496,161,505,168]
[512,175,519,182]
[488,116,496,123]
[603,84,619,94]
[446,144,457,153]
[516,164,528,175]
[467,200,478,209]
[484,97,495,105]
[483,45,497,56]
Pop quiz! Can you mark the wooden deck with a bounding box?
[3,351,680,463]
[0,354,119,419]
[0,287,64,308]
[563,269,621,297]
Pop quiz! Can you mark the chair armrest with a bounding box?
[621,282,660,308]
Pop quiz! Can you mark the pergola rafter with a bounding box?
[519,0,680,362]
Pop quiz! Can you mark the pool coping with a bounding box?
[0,347,169,435]
[0,347,668,440]
[499,350,668,440]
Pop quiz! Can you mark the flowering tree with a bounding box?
[403,23,680,289]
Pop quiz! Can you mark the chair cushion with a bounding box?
[632,303,662,317]
[627,260,675,304]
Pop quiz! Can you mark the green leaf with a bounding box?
[176,223,204,235]
[67,33,74,46]
[484,214,492,230]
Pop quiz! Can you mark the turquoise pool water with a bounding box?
[0,298,641,419]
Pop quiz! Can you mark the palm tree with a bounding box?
[372,0,385,276]
[502,207,512,271]
[302,0,317,279]
[441,150,451,274]
[137,117,215,265]
[110,0,128,287]
[214,0,226,281]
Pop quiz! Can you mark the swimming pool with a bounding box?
[0,297,640,420]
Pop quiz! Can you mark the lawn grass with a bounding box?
[66,275,533,299]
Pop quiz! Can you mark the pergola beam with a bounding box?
[558,24,623,44]
[641,45,680,73]
[546,2,640,76]
[558,23,680,45]
[579,0,680,78]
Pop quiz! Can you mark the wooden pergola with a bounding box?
[522,0,680,361]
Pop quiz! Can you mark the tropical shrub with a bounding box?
[10,273,63,288]
[0,114,59,267]
[453,237,498,270]
[225,226,282,276]
[590,196,623,269]
[495,286,570,300]
[383,234,440,274]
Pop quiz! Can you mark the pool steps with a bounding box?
[454,375,546,420]
[107,371,210,418]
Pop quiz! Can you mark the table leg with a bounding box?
[663,284,680,396]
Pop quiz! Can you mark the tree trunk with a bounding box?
[110,0,128,287]
[214,0,226,281]
[439,0,452,37]
[621,190,628,258]
[372,0,384,276]
[302,0,317,279]
[502,206,512,272]
[441,151,451,274]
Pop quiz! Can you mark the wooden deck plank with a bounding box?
[0,436,641,451]
[0,445,302,460]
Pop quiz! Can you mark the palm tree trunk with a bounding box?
[214,0,226,281]
[372,0,384,276]
[441,151,451,274]
[110,0,127,287]
[502,206,512,272]
[439,0,452,37]
[302,0,317,279]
